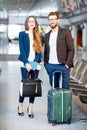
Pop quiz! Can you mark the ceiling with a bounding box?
[0,0,58,17]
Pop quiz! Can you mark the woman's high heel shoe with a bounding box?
[27,107,34,118]
[18,107,24,116]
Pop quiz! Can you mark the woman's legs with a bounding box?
[18,96,24,116]
[18,67,27,116]
[27,70,38,118]
[18,103,24,115]
[27,97,35,118]
[18,68,39,117]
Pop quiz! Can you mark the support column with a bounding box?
[71,25,78,59]
[82,23,87,61]
[56,0,61,12]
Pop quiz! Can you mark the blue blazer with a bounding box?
[18,31,42,65]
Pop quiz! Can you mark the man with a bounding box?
[44,12,75,89]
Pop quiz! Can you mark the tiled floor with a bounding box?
[0,61,87,130]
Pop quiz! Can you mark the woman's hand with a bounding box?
[25,63,32,72]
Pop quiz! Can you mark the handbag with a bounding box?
[20,78,42,97]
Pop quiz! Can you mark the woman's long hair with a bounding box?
[25,16,42,53]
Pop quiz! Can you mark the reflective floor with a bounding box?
[0,61,87,130]
[0,42,87,130]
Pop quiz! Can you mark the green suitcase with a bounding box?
[47,89,72,125]
[47,71,72,126]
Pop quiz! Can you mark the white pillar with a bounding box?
[82,23,87,60]
[56,0,61,12]
[71,25,78,59]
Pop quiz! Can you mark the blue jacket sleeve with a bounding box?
[18,32,29,64]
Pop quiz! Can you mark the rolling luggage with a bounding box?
[47,71,72,126]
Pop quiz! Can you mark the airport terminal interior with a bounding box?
[0,0,87,130]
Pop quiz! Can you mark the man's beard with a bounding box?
[50,23,58,29]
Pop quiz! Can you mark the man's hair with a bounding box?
[48,12,59,19]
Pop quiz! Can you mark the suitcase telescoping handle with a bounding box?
[52,71,62,89]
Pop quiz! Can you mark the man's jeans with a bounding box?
[45,63,70,89]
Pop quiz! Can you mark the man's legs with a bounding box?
[45,64,70,89]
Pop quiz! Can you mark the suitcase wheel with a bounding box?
[67,119,71,124]
[52,122,56,126]
[48,120,56,126]
[52,121,56,126]
[48,120,51,124]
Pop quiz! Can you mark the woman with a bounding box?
[18,16,42,118]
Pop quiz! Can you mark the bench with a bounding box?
[70,60,87,104]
